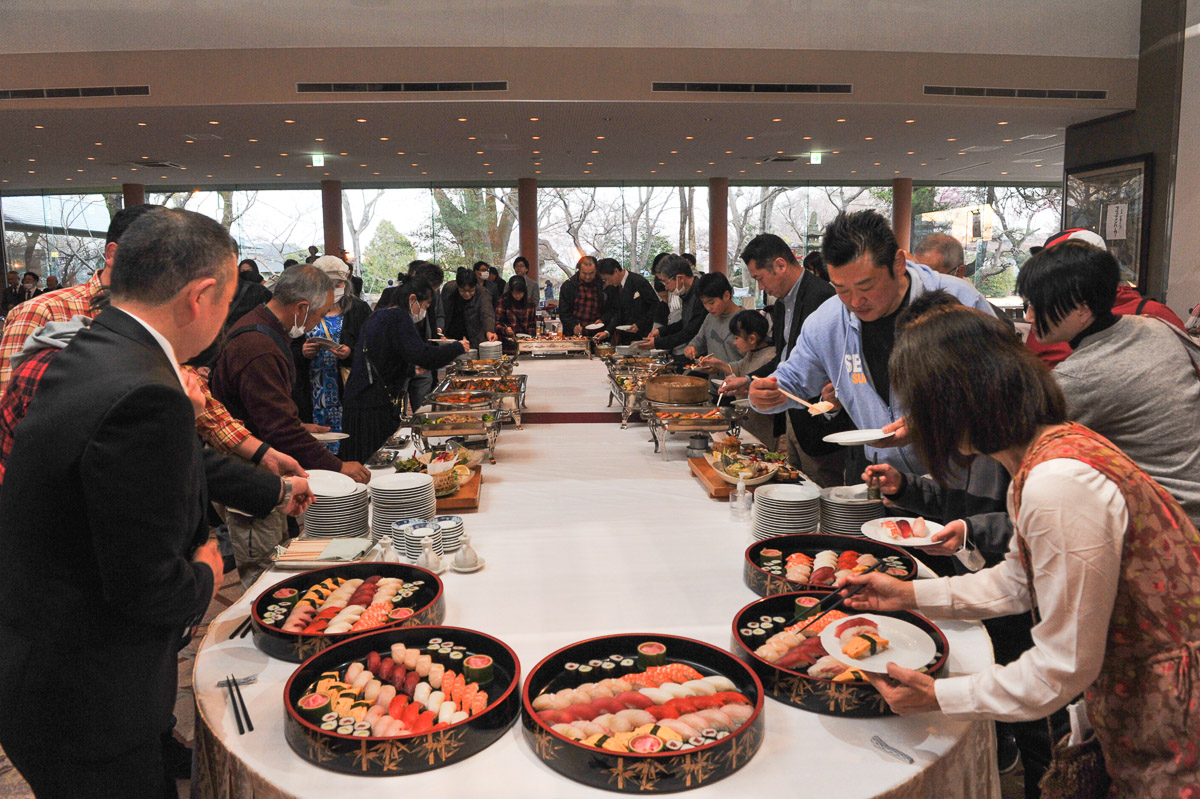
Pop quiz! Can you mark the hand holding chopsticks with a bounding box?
[226,673,253,734]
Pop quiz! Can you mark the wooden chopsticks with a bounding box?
[785,562,883,634]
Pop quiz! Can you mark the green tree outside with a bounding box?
[360,219,416,295]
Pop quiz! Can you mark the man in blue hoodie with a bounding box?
[750,210,994,475]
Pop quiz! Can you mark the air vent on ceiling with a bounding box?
[0,85,149,100]
[297,81,506,93]
[653,82,851,94]
[925,85,1105,100]
[126,160,184,169]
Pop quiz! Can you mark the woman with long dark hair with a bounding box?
[496,275,535,354]
[341,279,468,462]
[840,295,1200,797]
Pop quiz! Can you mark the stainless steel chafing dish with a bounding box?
[407,407,502,463]
[433,374,528,429]
[640,402,746,459]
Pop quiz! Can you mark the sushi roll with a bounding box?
[464,654,494,685]
[296,693,332,723]
[636,641,667,669]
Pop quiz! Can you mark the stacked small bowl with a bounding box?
[401,521,444,561]
[433,515,466,552]
[369,472,437,541]
[751,483,821,540]
[818,484,887,536]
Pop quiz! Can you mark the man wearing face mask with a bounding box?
[211,265,372,585]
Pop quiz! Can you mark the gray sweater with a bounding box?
[1054,315,1200,525]
[687,308,740,363]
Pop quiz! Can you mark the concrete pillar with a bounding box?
[708,177,729,273]
[321,180,344,260]
[518,177,538,281]
[122,183,145,208]
[891,177,913,252]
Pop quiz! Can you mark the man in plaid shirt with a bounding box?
[0,204,303,476]
[557,255,611,335]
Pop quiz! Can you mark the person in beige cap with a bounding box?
[295,256,373,453]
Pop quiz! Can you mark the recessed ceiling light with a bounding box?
[340,152,348,156]
[920,162,927,166]
[356,118,367,123]
[130,167,137,171]
[140,155,147,159]
[708,161,715,165]
[787,170,793,173]
[223,154,231,158]
[958,152,965,155]
[255,165,261,169]
[483,163,490,166]
[208,121,219,125]
[488,171,495,174]
[907,151,915,155]
[864,137,873,141]
[65,177,72,181]
[850,170,857,174]
[373,172,380,175]
[650,170,657,174]
[206,174,213,177]
[27,158,35,162]
[160,175,167,179]
[685,136,694,140]
[670,150,678,154]
[776,150,784,154]
[275,173,282,176]
[27,170,35,174]
[724,150,732,154]
[87,157,95,161]
[596,136,605,140]
[905,119,915,124]
[33,125,43,129]
[421,171,428,175]
[248,138,258,142]
[696,170,703,173]
[739,169,746,173]
[1001,171,1009,175]
[529,117,539,121]
[359,163,367,167]
[772,118,782,122]
[894,170,900,174]
[947,138,957,142]
[468,136,476,141]
[1002,138,1013,142]
[457,117,467,122]
[284,119,295,124]
[803,136,812,140]
[1035,163,1044,167]
[411,163,418,167]
[832,151,839,154]
[535,170,541,174]
[315,137,325,141]
[583,170,590,174]
[532,136,540,140]
[476,150,485,154]
[836,118,846,123]
[397,151,405,155]
[658,162,665,165]
[137,122,147,126]
[94,142,102,146]
[280,153,288,156]
[533,150,541,154]
[998,121,1009,125]
[379,137,389,141]
[874,162,881,165]
[76,168,83,172]
[745,136,754,140]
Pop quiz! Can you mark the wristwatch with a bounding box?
[276,477,294,510]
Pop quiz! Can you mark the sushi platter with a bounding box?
[743,534,918,598]
[643,403,745,459]
[435,374,528,428]
[408,408,502,464]
[284,625,521,775]
[518,336,592,357]
[250,563,446,662]
[521,633,764,793]
[729,591,949,717]
[447,356,517,376]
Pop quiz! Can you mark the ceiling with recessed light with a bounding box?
[0,3,1140,192]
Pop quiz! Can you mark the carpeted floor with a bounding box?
[0,568,1031,799]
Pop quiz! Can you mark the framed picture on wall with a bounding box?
[1062,154,1153,291]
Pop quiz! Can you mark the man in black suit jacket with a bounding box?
[0,209,289,798]
[721,234,850,486]
[595,258,658,343]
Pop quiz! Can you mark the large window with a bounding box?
[2,192,119,287]
[726,185,891,292]
[911,185,1062,300]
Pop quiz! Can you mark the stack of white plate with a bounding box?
[388,518,430,556]
[751,483,821,540]
[819,484,887,536]
[432,515,465,552]
[369,472,437,541]
[478,340,503,359]
[301,471,369,538]
[402,521,444,561]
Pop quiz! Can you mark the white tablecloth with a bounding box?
[193,359,1000,799]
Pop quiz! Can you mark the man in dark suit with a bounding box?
[595,258,657,344]
[0,208,290,798]
[721,234,850,485]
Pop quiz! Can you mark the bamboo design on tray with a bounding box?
[294,636,331,662]
[676,749,719,788]
[606,756,669,792]
[722,724,761,770]
[304,729,339,764]
[417,729,466,765]
[772,671,817,704]
[352,738,412,772]
[529,728,563,761]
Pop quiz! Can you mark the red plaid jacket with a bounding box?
[0,347,58,488]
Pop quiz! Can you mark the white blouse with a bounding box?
[912,458,1128,721]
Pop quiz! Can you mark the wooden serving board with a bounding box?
[688,457,734,500]
[436,466,483,512]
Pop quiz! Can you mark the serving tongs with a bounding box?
[783,562,883,635]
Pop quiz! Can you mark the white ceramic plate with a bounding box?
[305,469,358,497]
[755,483,821,503]
[312,431,350,442]
[616,324,635,332]
[369,472,434,491]
[585,322,605,330]
[861,517,944,547]
[819,613,938,674]
[822,429,896,446]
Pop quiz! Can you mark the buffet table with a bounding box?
[193,359,1000,799]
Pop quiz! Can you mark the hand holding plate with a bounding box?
[864,663,940,715]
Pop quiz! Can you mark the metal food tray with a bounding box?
[606,371,650,429]
[435,374,528,429]
[642,401,745,459]
[425,389,498,413]
[517,338,591,358]
[447,356,517,376]
[409,407,502,463]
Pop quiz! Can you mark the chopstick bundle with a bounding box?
[274,541,330,562]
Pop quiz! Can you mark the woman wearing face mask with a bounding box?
[293,256,372,453]
[341,278,468,462]
[496,276,536,355]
